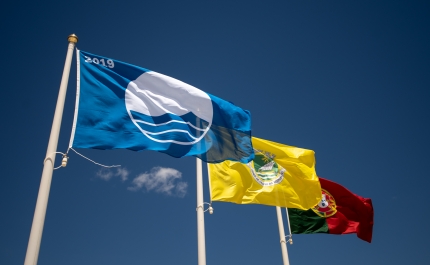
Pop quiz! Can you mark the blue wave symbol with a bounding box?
[130,110,210,144]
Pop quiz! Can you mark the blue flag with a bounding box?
[69,50,254,163]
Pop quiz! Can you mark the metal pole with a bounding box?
[24,34,78,265]
[276,206,290,265]
[196,157,206,265]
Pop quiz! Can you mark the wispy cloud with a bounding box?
[96,167,129,181]
[115,168,129,181]
[128,167,187,197]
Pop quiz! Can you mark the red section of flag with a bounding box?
[320,178,374,243]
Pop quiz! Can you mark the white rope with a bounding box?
[206,162,213,206]
[68,148,121,168]
[44,152,67,170]
[196,202,214,214]
[284,208,293,244]
[285,234,293,245]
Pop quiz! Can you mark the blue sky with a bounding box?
[1,1,430,264]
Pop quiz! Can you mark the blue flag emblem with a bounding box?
[125,71,213,144]
[69,50,254,163]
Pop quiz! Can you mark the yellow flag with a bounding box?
[209,137,321,210]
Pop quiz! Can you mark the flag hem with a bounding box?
[68,48,81,149]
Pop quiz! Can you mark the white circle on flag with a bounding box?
[125,71,213,145]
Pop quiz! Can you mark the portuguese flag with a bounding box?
[287,178,374,243]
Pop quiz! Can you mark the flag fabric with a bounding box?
[287,177,374,243]
[208,137,321,210]
[69,50,254,163]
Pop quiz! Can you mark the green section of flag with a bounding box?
[288,208,329,234]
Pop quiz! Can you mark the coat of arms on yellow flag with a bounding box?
[208,137,321,210]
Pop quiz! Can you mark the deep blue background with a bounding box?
[1,1,429,264]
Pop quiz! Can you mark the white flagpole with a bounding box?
[24,34,78,265]
[196,158,207,265]
[276,206,290,265]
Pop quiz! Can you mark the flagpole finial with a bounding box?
[68,34,78,43]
